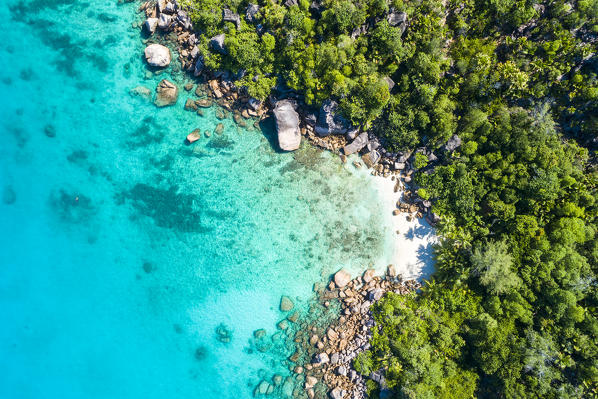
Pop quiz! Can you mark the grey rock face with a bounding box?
[343,132,368,155]
[144,44,171,67]
[387,10,407,26]
[209,34,227,54]
[193,56,204,76]
[176,10,192,30]
[223,8,241,29]
[143,17,159,34]
[315,100,349,136]
[158,13,173,30]
[444,134,462,151]
[362,150,381,168]
[273,100,301,151]
[246,4,260,23]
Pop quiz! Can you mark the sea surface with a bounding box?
[0,1,417,398]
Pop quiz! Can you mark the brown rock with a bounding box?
[184,82,194,91]
[154,79,178,107]
[184,98,198,111]
[186,129,201,143]
[334,269,351,288]
[215,123,224,135]
[363,269,375,283]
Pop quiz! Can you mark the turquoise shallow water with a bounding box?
[0,1,398,398]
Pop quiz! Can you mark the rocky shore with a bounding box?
[133,1,437,397]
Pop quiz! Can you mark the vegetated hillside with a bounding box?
[182,0,598,396]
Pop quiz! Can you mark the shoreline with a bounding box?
[133,1,438,397]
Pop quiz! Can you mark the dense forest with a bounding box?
[180,0,597,396]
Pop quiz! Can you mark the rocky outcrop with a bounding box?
[343,132,368,155]
[222,8,241,29]
[154,79,178,107]
[193,56,204,76]
[143,17,159,34]
[362,150,381,168]
[158,13,173,30]
[444,134,462,152]
[186,129,201,143]
[334,269,351,288]
[210,34,227,54]
[315,100,349,136]
[144,44,171,67]
[273,100,301,151]
[245,4,260,23]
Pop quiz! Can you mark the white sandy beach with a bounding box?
[344,155,437,282]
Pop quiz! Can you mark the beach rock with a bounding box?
[158,13,173,30]
[330,387,344,399]
[313,352,329,364]
[334,269,351,288]
[363,269,375,283]
[305,376,318,389]
[315,99,349,136]
[273,100,301,151]
[143,17,159,34]
[337,365,347,376]
[387,264,398,278]
[246,3,260,23]
[186,129,201,143]
[362,150,381,168]
[154,79,178,107]
[144,44,171,67]
[343,132,368,155]
[176,10,192,30]
[222,8,241,29]
[215,123,224,135]
[280,295,294,311]
[209,34,227,54]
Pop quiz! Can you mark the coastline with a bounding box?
[133,1,438,397]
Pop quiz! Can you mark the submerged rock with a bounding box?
[144,44,171,67]
[2,186,16,205]
[273,100,301,151]
[280,295,294,311]
[44,124,56,138]
[129,85,152,100]
[154,79,178,107]
[215,323,233,343]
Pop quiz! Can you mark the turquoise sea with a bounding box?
[0,1,416,398]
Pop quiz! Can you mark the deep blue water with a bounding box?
[0,1,401,398]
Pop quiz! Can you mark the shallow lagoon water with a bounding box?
[0,1,427,398]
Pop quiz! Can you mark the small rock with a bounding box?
[305,375,317,389]
[186,129,201,143]
[330,387,344,399]
[44,124,56,138]
[253,329,267,339]
[362,269,375,283]
[184,98,198,111]
[313,352,329,364]
[184,82,194,91]
[214,123,224,135]
[278,320,289,330]
[294,366,304,374]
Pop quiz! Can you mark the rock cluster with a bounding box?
[289,267,421,399]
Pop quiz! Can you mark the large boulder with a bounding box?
[387,10,407,26]
[222,8,241,29]
[334,269,351,288]
[209,34,227,54]
[193,56,204,76]
[273,100,301,151]
[444,134,462,152]
[144,44,171,67]
[154,79,178,107]
[315,99,349,136]
[245,4,260,23]
[362,150,381,168]
[343,132,368,155]
[143,17,159,34]
[158,13,173,30]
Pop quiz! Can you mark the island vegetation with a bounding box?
[178,0,597,396]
